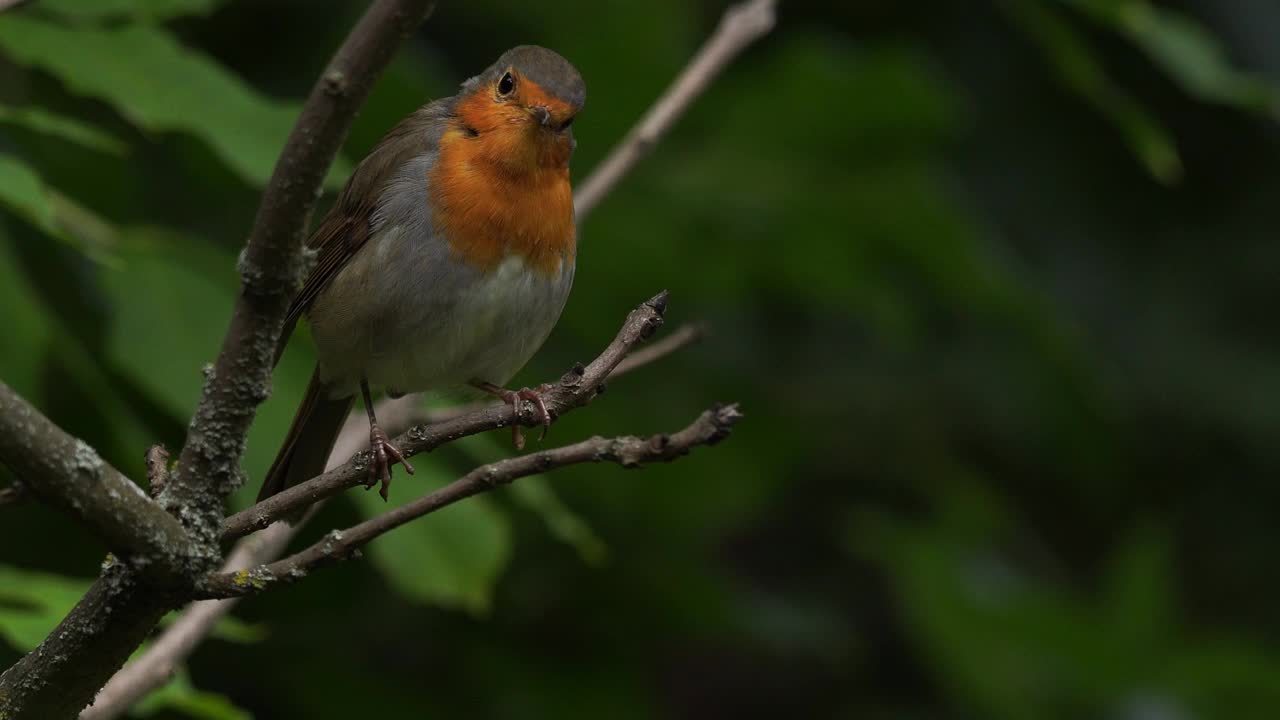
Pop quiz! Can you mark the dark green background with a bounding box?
[3,0,1280,717]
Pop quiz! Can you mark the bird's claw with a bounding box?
[365,424,414,501]
[503,385,553,450]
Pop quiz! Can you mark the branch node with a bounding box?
[322,69,349,96]
[646,289,670,318]
[0,478,26,506]
[144,445,170,498]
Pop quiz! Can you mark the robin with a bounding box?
[258,46,585,503]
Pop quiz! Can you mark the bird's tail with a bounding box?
[258,367,354,504]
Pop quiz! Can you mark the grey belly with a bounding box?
[307,227,574,396]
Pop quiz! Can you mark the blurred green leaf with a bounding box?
[0,564,91,652]
[850,482,1280,719]
[508,478,609,565]
[1001,0,1183,183]
[0,154,60,238]
[0,105,127,154]
[133,668,250,720]
[95,227,319,496]
[1060,0,1280,114]
[350,458,511,614]
[452,433,608,565]
[1104,525,1174,653]
[36,0,224,23]
[98,228,239,419]
[0,154,115,261]
[0,229,56,394]
[0,15,349,187]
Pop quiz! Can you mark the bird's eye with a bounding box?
[558,116,575,131]
[497,72,516,97]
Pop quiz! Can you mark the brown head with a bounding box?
[450,45,586,172]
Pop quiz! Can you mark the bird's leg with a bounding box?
[471,380,554,450]
[361,378,414,500]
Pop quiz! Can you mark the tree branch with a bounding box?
[80,401,423,720]
[87,318,699,719]
[572,0,778,218]
[0,3,437,719]
[79,519,303,720]
[222,292,669,541]
[200,403,740,599]
[411,321,703,426]
[610,322,703,378]
[164,0,438,552]
[0,381,195,584]
[9,0,768,713]
[0,479,26,506]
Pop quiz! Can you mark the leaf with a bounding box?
[0,154,119,261]
[0,105,127,154]
[35,0,224,23]
[1103,526,1175,650]
[133,668,251,720]
[1059,0,1280,114]
[350,458,511,615]
[95,227,319,493]
[98,228,240,420]
[0,16,349,187]
[0,228,56,395]
[452,433,608,565]
[0,564,92,652]
[508,479,609,565]
[0,154,59,238]
[1000,0,1183,183]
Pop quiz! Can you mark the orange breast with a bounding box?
[428,101,576,277]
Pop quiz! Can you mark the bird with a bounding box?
[258,46,585,504]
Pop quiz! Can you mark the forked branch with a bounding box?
[199,403,740,599]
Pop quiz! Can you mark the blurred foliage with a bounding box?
[2,0,1280,718]
[0,564,256,717]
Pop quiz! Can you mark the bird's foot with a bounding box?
[478,383,553,450]
[364,423,414,501]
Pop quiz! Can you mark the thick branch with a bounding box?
[222,291,671,541]
[81,401,422,720]
[166,0,438,549]
[1,4,437,719]
[200,403,741,599]
[0,381,195,583]
[0,563,173,720]
[572,0,777,218]
[79,521,301,720]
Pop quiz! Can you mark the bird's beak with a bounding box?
[530,105,552,127]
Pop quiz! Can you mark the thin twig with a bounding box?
[572,0,778,219]
[610,322,703,378]
[0,381,195,584]
[199,404,741,599]
[416,321,705,424]
[221,292,670,541]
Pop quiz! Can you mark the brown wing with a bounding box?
[273,100,453,365]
